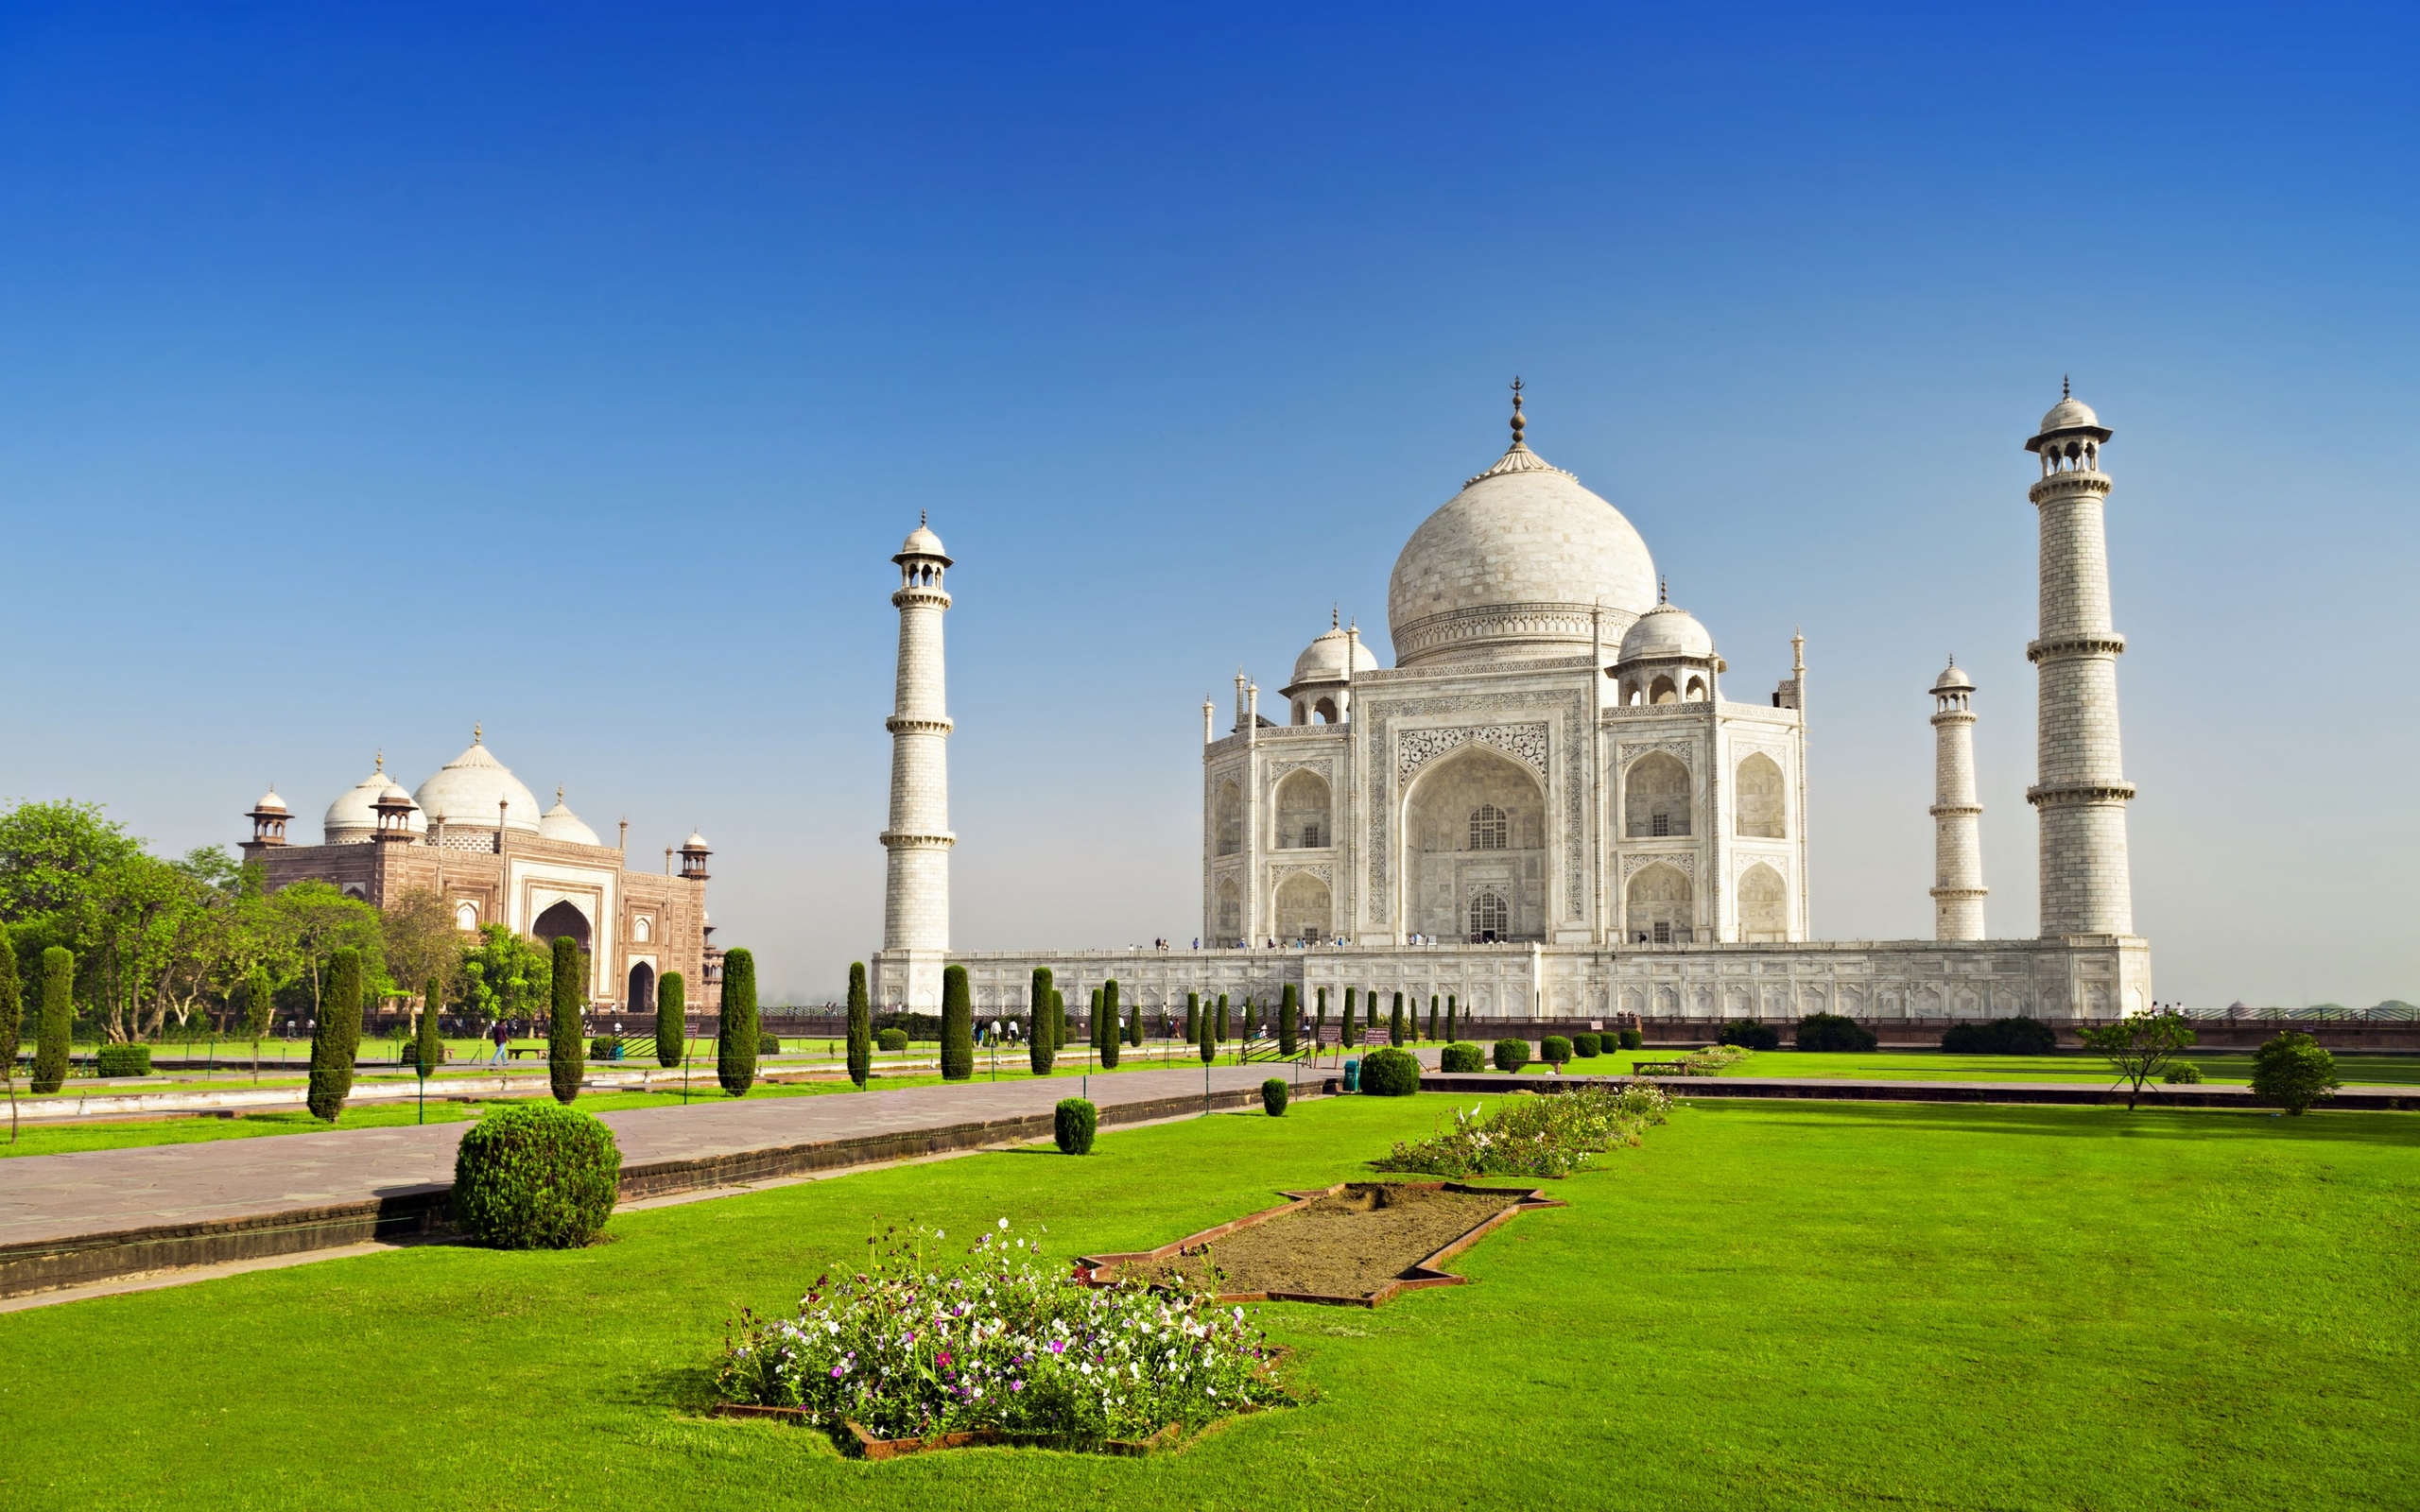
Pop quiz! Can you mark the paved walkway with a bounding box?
[0,1060,1332,1251]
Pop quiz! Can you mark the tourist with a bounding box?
[490,1020,510,1065]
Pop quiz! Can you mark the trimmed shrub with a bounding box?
[1541,1035,1572,1067]
[1098,980,1121,1070]
[1216,994,1230,1043]
[588,1035,619,1060]
[1261,1077,1288,1116]
[940,965,973,1080]
[1616,1028,1643,1051]
[1440,1041,1484,1074]
[1184,991,1199,1044]
[1444,994,1457,1045]
[0,936,20,1098]
[1053,1097,1098,1155]
[717,947,759,1097]
[759,1032,783,1057]
[546,936,586,1105]
[1198,1005,1216,1065]
[1795,1013,1877,1053]
[1359,1046,1421,1096]
[419,976,445,1077]
[1940,1017,2060,1055]
[1493,1038,1531,1074]
[95,1042,152,1077]
[1573,1032,1602,1058]
[1427,996,1440,1041]
[31,945,74,1095]
[451,1102,621,1248]
[2163,1062,2204,1085]
[1278,983,1299,1057]
[846,963,874,1086]
[877,1027,908,1053]
[1390,992,1406,1047]
[308,947,363,1121]
[1340,988,1357,1049]
[1718,1021,1780,1051]
[2251,1031,2340,1115]
[1026,967,1053,1078]
[1128,1003,1142,1047]
[657,971,687,1069]
[1050,988,1066,1052]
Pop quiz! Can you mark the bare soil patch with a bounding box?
[1083,1182,1558,1305]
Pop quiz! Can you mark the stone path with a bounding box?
[0,1060,1331,1251]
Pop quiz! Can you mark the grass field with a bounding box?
[1,1092,2411,1509]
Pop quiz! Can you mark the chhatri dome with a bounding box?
[321,754,424,844]
[1387,381,1658,668]
[411,726,543,832]
[538,786,602,846]
[1288,610,1381,687]
[1616,591,1718,663]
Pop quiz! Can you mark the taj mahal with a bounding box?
[872,384,2151,1028]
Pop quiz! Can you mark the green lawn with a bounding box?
[2,1093,2411,1509]
[1491,1047,2420,1086]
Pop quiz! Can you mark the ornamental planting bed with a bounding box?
[1076,1181,1564,1307]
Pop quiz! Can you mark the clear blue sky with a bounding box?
[1,3,2412,1008]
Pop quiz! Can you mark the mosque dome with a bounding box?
[411,731,542,833]
[1616,599,1716,663]
[322,757,423,843]
[538,788,601,847]
[1287,618,1380,689]
[1387,405,1657,668]
[1932,659,1974,695]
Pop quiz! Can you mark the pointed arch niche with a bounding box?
[1401,745,1547,942]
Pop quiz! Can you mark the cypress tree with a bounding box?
[1278,982,1299,1057]
[548,935,585,1104]
[1184,991,1199,1043]
[1391,991,1406,1047]
[308,947,362,1121]
[1028,967,1054,1075]
[1198,998,1216,1065]
[31,946,72,1095]
[1341,987,1357,1049]
[416,974,443,1079]
[1316,987,1327,1048]
[243,963,274,1081]
[1428,995,1439,1041]
[657,971,687,1069]
[1128,1003,1141,1047]
[1445,994,1457,1043]
[0,935,19,1140]
[1050,988,1065,1051]
[1098,980,1120,1070]
[1217,994,1230,1043]
[717,946,759,1096]
[847,962,873,1087]
[940,965,973,1079]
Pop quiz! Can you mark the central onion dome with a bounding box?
[1387,388,1657,668]
[411,727,542,833]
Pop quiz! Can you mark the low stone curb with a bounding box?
[0,1081,1315,1299]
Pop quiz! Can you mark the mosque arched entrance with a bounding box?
[627,960,656,1016]
[1402,746,1547,942]
[532,899,593,954]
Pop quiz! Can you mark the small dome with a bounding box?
[538,787,601,847]
[683,830,711,850]
[323,762,425,842]
[253,789,287,814]
[1287,620,1380,689]
[894,515,951,564]
[1932,659,1974,694]
[411,731,542,833]
[1616,600,1716,663]
[2037,395,2100,435]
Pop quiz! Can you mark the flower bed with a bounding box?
[715,1220,1290,1452]
[1372,1083,1672,1178]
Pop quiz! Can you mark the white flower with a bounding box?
[998,1217,1010,1230]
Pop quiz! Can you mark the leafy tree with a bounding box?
[1098,979,1119,1071]
[849,962,875,1086]
[459,923,551,1031]
[307,947,363,1121]
[0,799,144,919]
[268,881,389,1019]
[31,946,73,1094]
[717,947,758,1096]
[1278,983,1299,1057]
[0,934,20,1140]
[1026,966,1053,1076]
[548,935,585,1104]
[415,974,443,1079]
[657,971,687,1069]
[2251,1030,2340,1115]
[380,887,459,1010]
[940,965,973,1080]
[242,965,274,1081]
[2078,1011,2197,1110]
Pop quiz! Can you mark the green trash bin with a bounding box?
[1343,1057,1361,1092]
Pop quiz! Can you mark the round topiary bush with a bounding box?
[1493,1038,1531,1074]
[452,1102,622,1249]
[95,1043,152,1077]
[2251,1031,2340,1115]
[588,1035,619,1060]
[1794,1013,1877,1053]
[2163,1062,2204,1084]
[1541,1035,1572,1067]
[1718,1021,1781,1052]
[1940,1017,2060,1055]
[1261,1077,1288,1116]
[1616,1028,1643,1050]
[1359,1046,1421,1096]
[1572,1032,1601,1058]
[1439,1041,1484,1074]
[877,1027,908,1053]
[1054,1097,1098,1154]
[758,1032,783,1057]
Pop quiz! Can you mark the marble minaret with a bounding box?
[875,517,954,1008]
[1928,659,1986,939]
[2025,385,2135,936]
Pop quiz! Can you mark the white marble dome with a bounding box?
[1288,620,1379,687]
[2036,394,2100,435]
[411,733,542,832]
[897,522,949,560]
[1932,659,1974,694]
[1617,600,1716,663]
[1387,436,1657,668]
[322,759,424,843]
[538,787,602,847]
